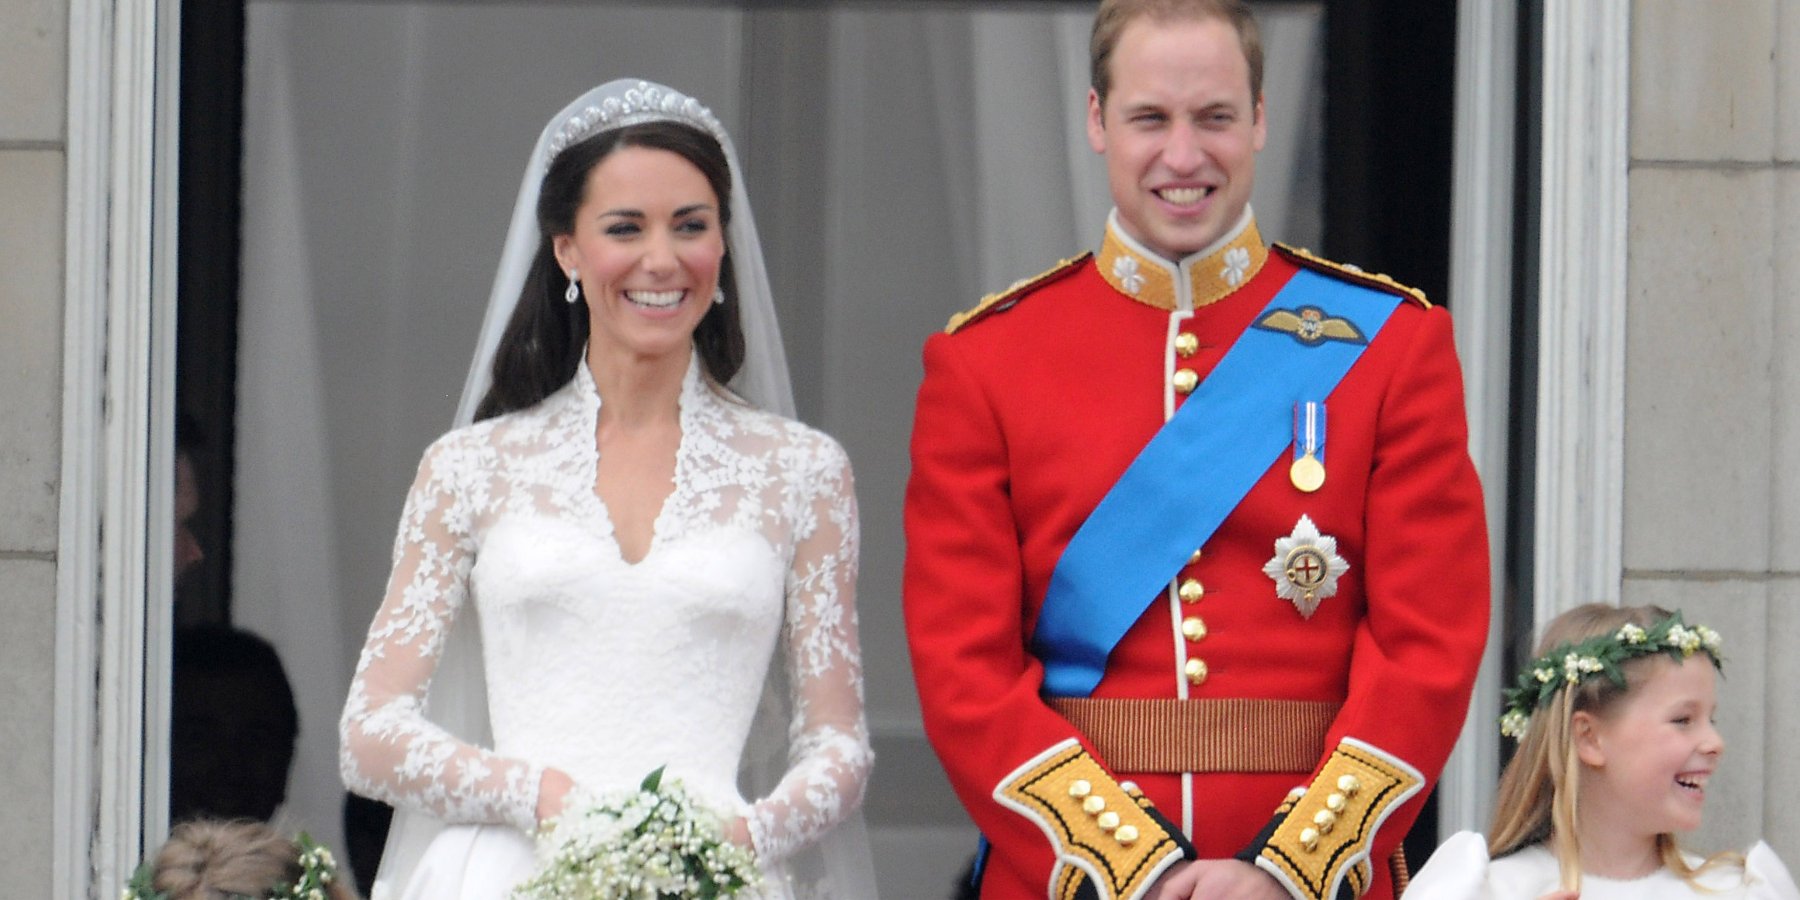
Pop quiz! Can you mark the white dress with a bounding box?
[1405,832,1800,900]
[339,358,874,899]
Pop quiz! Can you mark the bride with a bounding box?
[339,79,876,899]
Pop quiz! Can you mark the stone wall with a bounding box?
[1623,0,1799,862]
[0,0,67,896]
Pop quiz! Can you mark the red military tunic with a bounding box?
[903,213,1489,900]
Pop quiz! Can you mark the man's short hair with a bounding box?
[169,626,299,823]
[1089,0,1264,110]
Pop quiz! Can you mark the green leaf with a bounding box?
[642,765,667,792]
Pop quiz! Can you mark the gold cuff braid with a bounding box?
[994,739,1185,900]
[1251,738,1423,900]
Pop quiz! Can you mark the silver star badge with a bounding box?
[1262,514,1349,618]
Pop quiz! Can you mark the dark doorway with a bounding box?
[1321,0,1461,870]
[175,0,246,628]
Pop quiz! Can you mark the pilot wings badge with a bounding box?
[1253,305,1367,347]
[1263,515,1350,619]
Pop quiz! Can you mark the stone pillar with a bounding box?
[0,0,69,895]
[1622,0,1795,862]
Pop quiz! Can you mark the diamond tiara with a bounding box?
[545,81,728,165]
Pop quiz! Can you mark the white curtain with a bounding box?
[235,9,350,858]
[235,3,1322,891]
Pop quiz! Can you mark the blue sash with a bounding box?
[1032,269,1403,697]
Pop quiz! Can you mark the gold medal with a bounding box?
[1290,402,1327,493]
[1290,453,1325,493]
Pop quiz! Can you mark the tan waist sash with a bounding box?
[1046,697,1340,774]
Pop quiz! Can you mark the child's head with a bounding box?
[1488,603,1725,887]
[127,819,352,900]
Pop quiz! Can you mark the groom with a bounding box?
[902,2,1490,898]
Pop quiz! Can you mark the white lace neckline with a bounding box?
[568,352,710,566]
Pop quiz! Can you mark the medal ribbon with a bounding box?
[1032,270,1402,697]
[1294,401,1325,465]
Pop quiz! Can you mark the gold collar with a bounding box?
[1095,211,1269,311]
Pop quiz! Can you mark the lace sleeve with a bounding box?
[744,435,875,863]
[338,434,544,832]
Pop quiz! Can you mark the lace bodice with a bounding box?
[340,357,872,867]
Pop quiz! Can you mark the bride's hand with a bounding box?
[727,816,755,851]
[535,767,576,825]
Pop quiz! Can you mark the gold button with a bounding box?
[1184,658,1208,685]
[1082,795,1106,815]
[1325,793,1347,813]
[1188,547,1203,565]
[1313,809,1337,833]
[1172,368,1198,394]
[1115,824,1140,846]
[1173,332,1199,358]
[1337,775,1361,796]
[1096,811,1121,832]
[1068,780,1092,799]
[1299,827,1320,851]
[1181,617,1208,641]
[1178,578,1204,604]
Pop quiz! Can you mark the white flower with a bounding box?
[1221,246,1251,286]
[1616,623,1647,644]
[1112,255,1146,294]
[1696,625,1722,654]
[1533,666,1555,684]
[1666,624,1701,656]
[513,772,760,899]
[1499,710,1530,739]
[1562,653,1604,683]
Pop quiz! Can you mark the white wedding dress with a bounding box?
[340,356,874,899]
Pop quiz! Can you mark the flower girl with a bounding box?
[1405,604,1798,899]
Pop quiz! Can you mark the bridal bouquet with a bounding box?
[511,766,762,900]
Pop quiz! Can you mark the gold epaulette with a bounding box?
[1249,738,1424,900]
[1273,244,1431,309]
[944,253,1092,334]
[994,738,1188,900]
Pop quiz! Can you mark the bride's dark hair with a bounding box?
[474,121,746,422]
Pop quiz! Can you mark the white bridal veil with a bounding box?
[372,78,877,898]
[452,79,794,424]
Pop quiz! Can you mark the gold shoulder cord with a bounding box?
[1271,244,1431,309]
[945,253,1092,334]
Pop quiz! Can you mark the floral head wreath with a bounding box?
[122,833,338,900]
[542,80,728,166]
[1499,611,1723,740]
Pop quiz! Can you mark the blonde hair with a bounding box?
[1487,603,1737,890]
[150,820,354,900]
